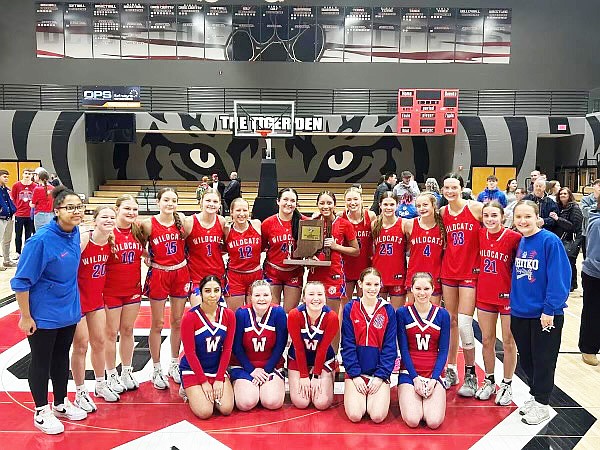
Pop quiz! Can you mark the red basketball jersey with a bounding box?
[341,210,373,281]
[441,203,481,280]
[226,223,262,272]
[406,219,444,287]
[372,218,406,287]
[261,214,296,268]
[78,236,111,308]
[104,226,144,297]
[148,216,185,266]
[186,215,225,283]
[308,216,357,282]
[477,228,521,305]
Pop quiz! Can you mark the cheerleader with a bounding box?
[287,281,339,410]
[397,272,450,429]
[72,206,118,412]
[231,280,287,411]
[262,188,305,312]
[104,195,145,393]
[308,191,359,351]
[404,192,445,305]
[140,188,191,390]
[440,174,483,396]
[342,186,376,299]
[179,275,235,419]
[475,201,521,405]
[184,188,226,307]
[224,198,262,311]
[371,192,407,309]
[342,268,397,423]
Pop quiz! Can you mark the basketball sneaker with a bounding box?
[457,373,478,397]
[153,366,169,390]
[521,401,550,425]
[518,396,535,415]
[168,362,181,384]
[74,390,97,413]
[95,381,120,402]
[107,372,126,394]
[444,366,459,388]
[475,378,496,400]
[34,405,64,435]
[121,367,139,391]
[495,382,513,406]
[52,398,88,421]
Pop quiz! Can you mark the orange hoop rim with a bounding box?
[256,129,273,138]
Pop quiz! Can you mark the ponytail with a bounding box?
[173,212,184,239]
[373,191,398,239]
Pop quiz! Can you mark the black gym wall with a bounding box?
[1,0,599,90]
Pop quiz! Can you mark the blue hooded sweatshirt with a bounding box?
[510,229,570,318]
[11,219,81,329]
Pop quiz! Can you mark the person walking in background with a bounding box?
[223,171,241,215]
[370,172,396,215]
[580,179,600,259]
[11,169,36,259]
[579,188,600,366]
[476,175,508,207]
[0,169,17,270]
[393,171,420,205]
[30,169,55,231]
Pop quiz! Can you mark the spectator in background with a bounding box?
[49,173,61,187]
[396,193,418,219]
[11,169,37,258]
[370,172,396,215]
[524,178,559,231]
[546,181,560,202]
[528,170,541,193]
[31,169,55,231]
[211,173,225,199]
[0,169,17,270]
[393,171,420,205]
[476,175,508,207]
[505,178,518,204]
[462,187,475,201]
[580,179,600,259]
[223,171,241,215]
[425,178,442,205]
[504,187,527,228]
[195,176,210,203]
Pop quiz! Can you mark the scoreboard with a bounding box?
[397,89,459,135]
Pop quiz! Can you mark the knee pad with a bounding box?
[458,313,475,350]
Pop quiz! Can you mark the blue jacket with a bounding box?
[11,219,81,329]
[0,185,16,219]
[476,188,508,207]
[511,229,570,318]
[524,193,559,230]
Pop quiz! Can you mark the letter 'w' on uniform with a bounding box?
[415,333,431,351]
[205,336,222,352]
[304,339,318,351]
[252,337,267,352]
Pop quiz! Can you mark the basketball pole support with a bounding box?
[252,134,279,221]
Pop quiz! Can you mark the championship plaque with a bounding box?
[283,219,332,267]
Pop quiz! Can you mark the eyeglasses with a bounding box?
[56,204,85,212]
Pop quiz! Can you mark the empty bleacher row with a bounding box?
[86,180,379,216]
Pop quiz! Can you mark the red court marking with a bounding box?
[0,313,25,354]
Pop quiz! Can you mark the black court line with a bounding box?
[0,294,15,308]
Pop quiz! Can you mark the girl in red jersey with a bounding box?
[440,173,483,396]
[404,192,446,305]
[288,281,339,410]
[371,192,407,309]
[342,186,376,300]
[104,195,145,393]
[141,188,191,390]
[262,188,305,312]
[72,206,118,413]
[308,191,359,351]
[474,201,521,405]
[179,275,235,419]
[224,198,262,311]
[184,188,226,308]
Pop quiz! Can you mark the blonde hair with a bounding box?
[416,192,446,246]
[115,194,145,246]
[93,205,116,256]
[411,272,434,289]
[301,281,326,299]
[250,279,271,295]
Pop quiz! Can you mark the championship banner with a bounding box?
[82,86,141,108]
[120,3,149,59]
[344,7,372,62]
[92,3,121,59]
[36,2,64,58]
[400,7,428,63]
[317,6,344,62]
[289,6,317,62]
[261,5,289,61]
[372,7,401,63]
[64,3,93,59]
[455,8,484,63]
[204,6,231,61]
[176,4,204,60]
[483,8,511,64]
[149,4,176,59]
[427,7,455,63]
[229,5,260,61]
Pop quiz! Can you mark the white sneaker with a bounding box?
[168,362,181,384]
[495,382,513,406]
[52,398,88,421]
[521,401,550,425]
[153,366,169,390]
[518,396,535,415]
[74,390,97,413]
[179,385,188,403]
[95,381,120,402]
[107,372,126,394]
[121,367,139,391]
[444,366,459,387]
[475,378,496,400]
[34,405,64,434]
[457,373,478,397]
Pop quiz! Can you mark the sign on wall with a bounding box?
[81,86,141,108]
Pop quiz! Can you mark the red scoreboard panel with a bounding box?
[397,89,459,135]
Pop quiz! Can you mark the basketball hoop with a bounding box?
[257,129,273,159]
[257,129,272,139]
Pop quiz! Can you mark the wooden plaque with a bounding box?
[283,219,332,267]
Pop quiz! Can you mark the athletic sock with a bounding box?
[170,357,178,365]
[485,373,495,384]
[465,365,476,376]
[95,377,104,387]
[153,362,162,370]
[122,365,133,372]
[76,384,87,395]
[502,378,512,385]
[106,368,118,377]
[447,363,457,371]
